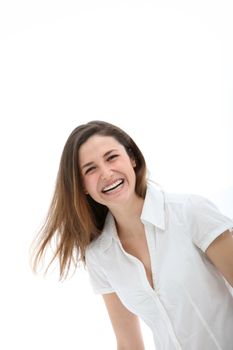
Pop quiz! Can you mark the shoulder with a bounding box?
[181,193,220,218]
[164,190,213,212]
[163,189,220,227]
[146,181,216,215]
[85,235,105,265]
[85,211,116,263]
[163,191,198,219]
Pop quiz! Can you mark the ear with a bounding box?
[131,158,136,168]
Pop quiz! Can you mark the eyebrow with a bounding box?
[81,149,118,170]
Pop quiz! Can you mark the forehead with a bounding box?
[79,135,125,163]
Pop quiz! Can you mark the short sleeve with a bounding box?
[185,194,233,252]
[85,246,114,295]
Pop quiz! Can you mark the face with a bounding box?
[79,135,137,209]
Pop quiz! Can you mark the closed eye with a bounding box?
[85,166,96,175]
[107,154,118,161]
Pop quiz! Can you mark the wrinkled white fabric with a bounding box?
[85,182,233,349]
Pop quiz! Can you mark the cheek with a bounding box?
[83,177,91,191]
[83,175,98,193]
[129,165,136,178]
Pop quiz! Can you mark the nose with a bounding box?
[100,165,113,180]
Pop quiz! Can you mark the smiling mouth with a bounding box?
[102,179,124,193]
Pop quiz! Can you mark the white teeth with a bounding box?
[102,179,123,192]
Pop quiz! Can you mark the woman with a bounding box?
[32,120,233,350]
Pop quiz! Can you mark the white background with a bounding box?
[0,1,232,349]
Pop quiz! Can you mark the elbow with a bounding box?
[118,348,145,350]
[220,267,233,288]
[117,343,145,350]
[226,274,233,288]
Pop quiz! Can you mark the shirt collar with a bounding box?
[99,181,166,252]
[140,181,166,230]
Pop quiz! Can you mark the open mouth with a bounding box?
[102,179,124,193]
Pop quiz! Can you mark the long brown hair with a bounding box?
[32,120,147,279]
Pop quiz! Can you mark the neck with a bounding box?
[109,194,145,238]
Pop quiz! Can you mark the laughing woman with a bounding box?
[32,120,233,350]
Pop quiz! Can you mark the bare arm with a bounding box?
[102,292,145,350]
[206,229,233,287]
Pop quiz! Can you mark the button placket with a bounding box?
[144,223,159,293]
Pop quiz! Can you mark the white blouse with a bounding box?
[85,182,233,349]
